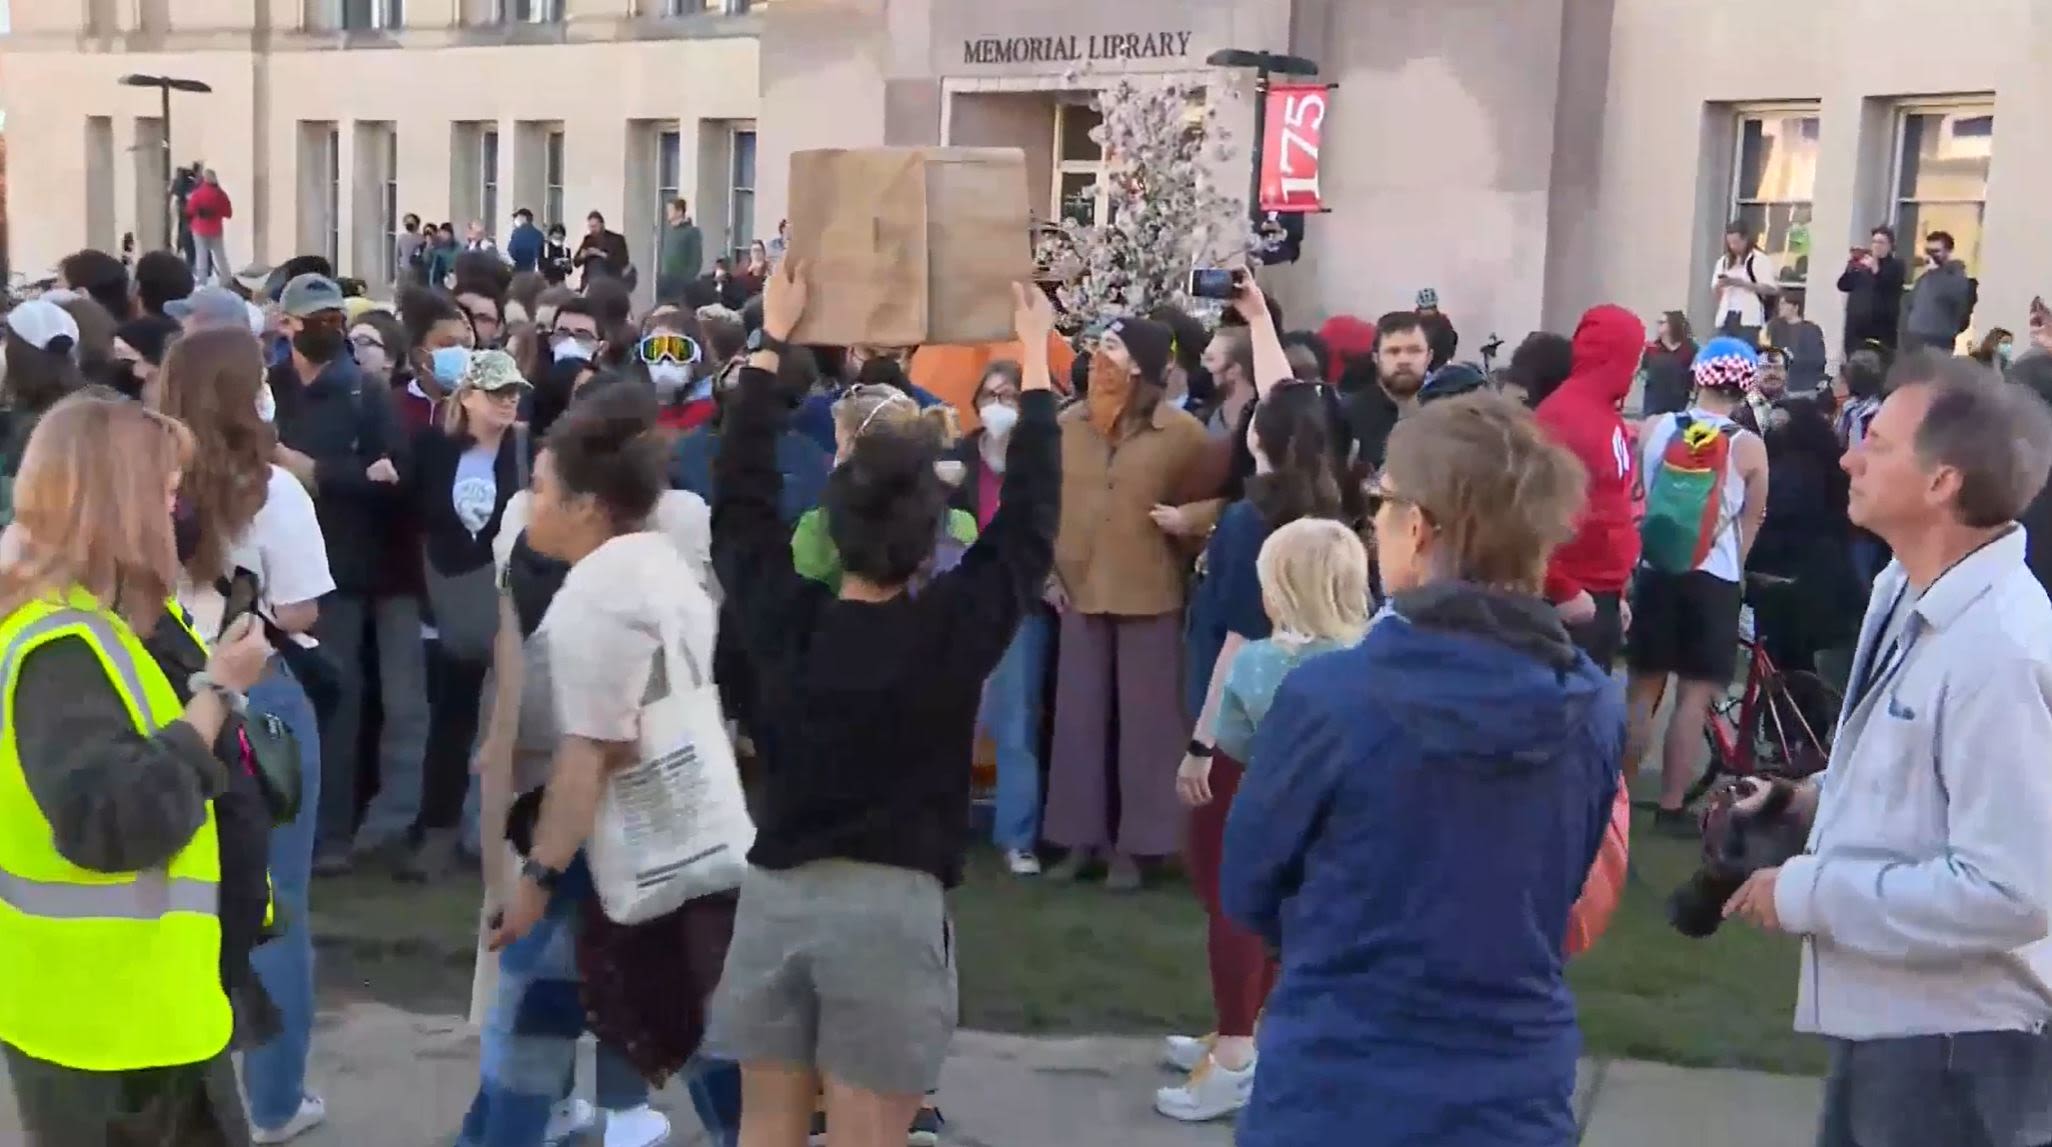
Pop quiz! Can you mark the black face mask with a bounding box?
[110,364,145,401]
[1186,365,1218,405]
[292,325,346,364]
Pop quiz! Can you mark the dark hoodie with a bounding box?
[1536,305,1642,604]
[1222,583,1621,1147]
[2009,355,2052,597]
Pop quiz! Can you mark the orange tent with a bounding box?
[908,333,1077,433]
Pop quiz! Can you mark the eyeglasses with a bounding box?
[1363,476,1413,521]
[350,333,385,353]
[638,332,702,366]
[467,309,501,328]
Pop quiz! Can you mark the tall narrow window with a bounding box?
[544,128,565,229]
[729,127,756,259]
[1727,107,1820,288]
[480,127,500,236]
[1894,103,1995,277]
[325,127,341,267]
[383,129,400,282]
[498,0,561,21]
[653,128,682,277]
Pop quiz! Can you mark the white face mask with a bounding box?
[553,338,595,364]
[255,383,276,424]
[649,361,691,398]
[978,402,1020,439]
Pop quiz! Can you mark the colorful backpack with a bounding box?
[1640,414,1732,574]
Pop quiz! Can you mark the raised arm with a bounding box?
[1231,269,1294,399]
[936,283,1063,664]
[711,260,825,659]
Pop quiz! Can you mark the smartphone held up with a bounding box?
[1188,267,1240,301]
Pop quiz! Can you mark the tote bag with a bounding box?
[588,599,754,925]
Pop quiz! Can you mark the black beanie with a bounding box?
[1107,316,1174,386]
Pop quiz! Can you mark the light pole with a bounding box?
[118,74,214,249]
[1204,49,1319,225]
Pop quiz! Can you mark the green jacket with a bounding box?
[659,222,705,287]
[791,507,980,593]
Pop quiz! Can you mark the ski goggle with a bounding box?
[637,332,702,367]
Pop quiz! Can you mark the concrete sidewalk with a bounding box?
[0,1003,1825,1145]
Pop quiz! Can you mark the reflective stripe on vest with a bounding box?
[0,607,167,732]
[0,594,230,1072]
[0,869,217,920]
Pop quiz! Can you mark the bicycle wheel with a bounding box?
[1685,699,1742,808]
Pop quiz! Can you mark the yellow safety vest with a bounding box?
[0,589,231,1071]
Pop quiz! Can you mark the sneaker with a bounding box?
[1003,849,1042,877]
[603,1104,671,1147]
[251,1094,327,1145]
[397,828,464,884]
[544,1098,596,1146]
[1161,1033,1217,1073]
[1652,806,1699,839]
[1153,1056,1255,1122]
[1044,849,1093,882]
[908,1103,945,1147]
[310,843,354,878]
[1105,854,1143,893]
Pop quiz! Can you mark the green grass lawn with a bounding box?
[311,812,1821,1075]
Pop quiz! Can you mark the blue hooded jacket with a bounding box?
[1222,582,1622,1147]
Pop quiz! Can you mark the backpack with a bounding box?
[1640,414,1733,574]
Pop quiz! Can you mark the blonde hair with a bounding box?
[1381,391,1587,592]
[831,383,959,452]
[1256,518,1372,643]
[0,392,194,632]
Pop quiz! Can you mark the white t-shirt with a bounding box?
[494,488,719,603]
[177,465,336,641]
[1710,250,1779,329]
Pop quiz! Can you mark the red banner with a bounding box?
[1258,83,1332,213]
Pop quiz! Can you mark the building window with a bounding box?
[325,128,341,267]
[730,127,756,259]
[480,127,500,236]
[544,128,565,229]
[1052,102,1107,226]
[1727,107,1819,288]
[1893,103,1995,276]
[383,129,400,282]
[654,127,682,274]
[497,0,561,21]
[341,0,403,29]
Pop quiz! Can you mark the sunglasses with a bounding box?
[638,332,702,366]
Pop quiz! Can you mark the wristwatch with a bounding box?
[520,857,564,893]
[1186,739,1215,759]
[746,328,790,356]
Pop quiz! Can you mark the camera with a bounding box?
[1187,267,1238,301]
[1666,778,1812,938]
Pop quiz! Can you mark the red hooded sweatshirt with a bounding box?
[1537,304,1643,603]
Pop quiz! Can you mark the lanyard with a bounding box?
[1847,585,1918,714]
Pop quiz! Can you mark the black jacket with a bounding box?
[270,355,397,595]
[1640,341,1697,417]
[1835,255,1906,352]
[575,229,634,280]
[399,423,525,579]
[1343,384,1403,472]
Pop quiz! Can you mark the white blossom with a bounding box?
[1034,78,1258,330]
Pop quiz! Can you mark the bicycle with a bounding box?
[1681,572,1843,809]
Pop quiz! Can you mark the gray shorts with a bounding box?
[706,860,957,1096]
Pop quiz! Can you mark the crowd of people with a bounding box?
[1,192,2050,1147]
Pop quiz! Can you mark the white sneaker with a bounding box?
[1153,1055,1255,1122]
[1004,849,1042,876]
[250,1094,327,1145]
[544,1098,596,1146]
[1161,1032,1216,1073]
[604,1105,672,1147]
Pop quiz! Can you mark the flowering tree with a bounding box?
[1036,78,1256,329]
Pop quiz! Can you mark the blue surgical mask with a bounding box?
[430,346,472,386]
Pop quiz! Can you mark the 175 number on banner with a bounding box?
[1259,84,1332,213]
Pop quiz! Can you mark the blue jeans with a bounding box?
[978,611,1051,853]
[242,663,322,1130]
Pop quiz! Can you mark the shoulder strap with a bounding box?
[513,423,531,492]
[1745,253,1757,282]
